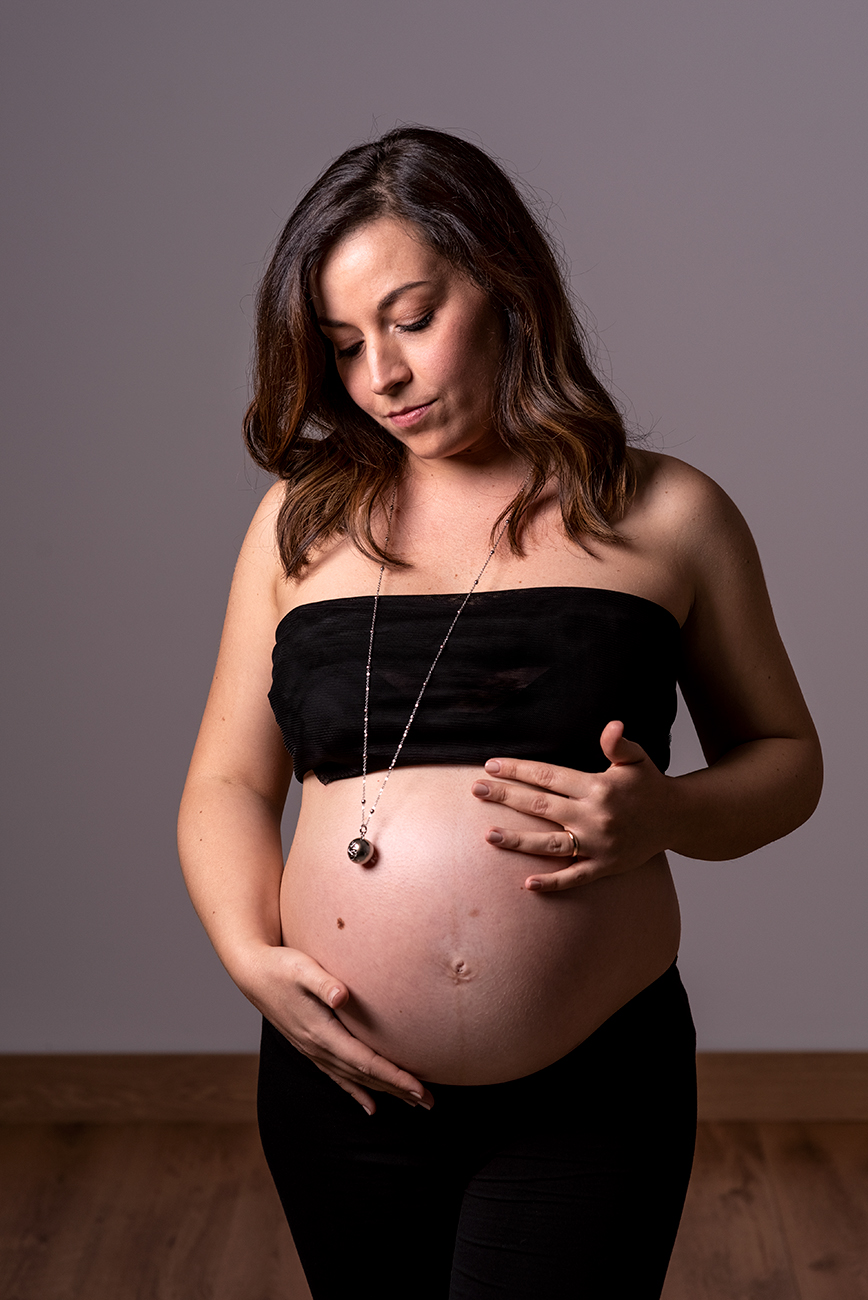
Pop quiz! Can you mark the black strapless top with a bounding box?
[269,587,681,784]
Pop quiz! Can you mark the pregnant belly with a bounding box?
[281,766,681,1085]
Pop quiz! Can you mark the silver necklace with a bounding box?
[347,485,517,865]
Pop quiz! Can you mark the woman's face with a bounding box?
[313,217,504,466]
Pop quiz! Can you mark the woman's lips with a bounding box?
[386,401,434,429]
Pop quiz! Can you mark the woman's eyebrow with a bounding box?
[317,280,431,328]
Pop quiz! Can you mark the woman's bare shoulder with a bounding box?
[240,480,286,554]
[239,482,368,619]
[236,480,288,571]
[630,447,727,504]
[627,448,748,547]
[217,481,290,634]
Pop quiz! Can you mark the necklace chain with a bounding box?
[351,483,517,861]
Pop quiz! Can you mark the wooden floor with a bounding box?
[1,1122,866,1299]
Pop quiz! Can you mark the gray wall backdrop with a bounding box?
[1,0,865,1052]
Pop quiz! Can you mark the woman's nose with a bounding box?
[368,342,411,394]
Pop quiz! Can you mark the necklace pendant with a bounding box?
[347,837,376,866]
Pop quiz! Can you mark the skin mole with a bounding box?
[336,917,345,929]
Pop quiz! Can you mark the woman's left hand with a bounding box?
[471,720,671,891]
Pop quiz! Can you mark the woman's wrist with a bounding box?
[660,736,821,861]
[658,770,694,856]
[217,933,286,1002]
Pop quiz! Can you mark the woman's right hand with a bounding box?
[242,943,434,1115]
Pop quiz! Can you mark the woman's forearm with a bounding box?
[177,771,434,1111]
[665,735,823,861]
[177,775,286,991]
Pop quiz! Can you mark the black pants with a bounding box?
[257,962,696,1300]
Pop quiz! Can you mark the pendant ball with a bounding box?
[347,837,375,865]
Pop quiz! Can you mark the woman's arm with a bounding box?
[471,460,823,887]
[179,486,292,979]
[178,484,433,1111]
[663,462,822,858]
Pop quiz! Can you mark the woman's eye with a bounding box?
[399,312,434,334]
[333,312,432,359]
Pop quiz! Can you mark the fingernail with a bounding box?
[526,879,542,891]
[409,1091,423,1101]
[362,1103,374,1116]
[328,988,342,1006]
[418,1100,433,1111]
[485,759,501,773]
[472,782,490,797]
[487,829,503,844]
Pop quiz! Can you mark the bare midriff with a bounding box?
[280,763,681,1085]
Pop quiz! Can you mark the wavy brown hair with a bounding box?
[243,126,636,576]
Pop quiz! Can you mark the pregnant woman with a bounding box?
[178,127,822,1299]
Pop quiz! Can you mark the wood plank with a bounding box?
[210,1138,311,1300]
[0,1056,259,1124]
[2,1052,867,1123]
[661,1122,799,1300]
[0,1123,136,1299]
[760,1122,868,1300]
[698,1054,868,1121]
[0,1124,311,1300]
[4,1121,868,1298]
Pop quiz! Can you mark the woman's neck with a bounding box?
[400,450,528,513]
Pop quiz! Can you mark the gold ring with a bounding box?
[565,829,580,858]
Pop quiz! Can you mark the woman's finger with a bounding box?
[302,1037,434,1111]
[319,1054,432,1115]
[524,863,597,892]
[277,949,434,1109]
[598,720,648,766]
[486,825,580,858]
[482,756,589,794]
[471,777,573,824]
[342,1039,435,1108]
[287,947,350,1010]
[301,1011,434,1107]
